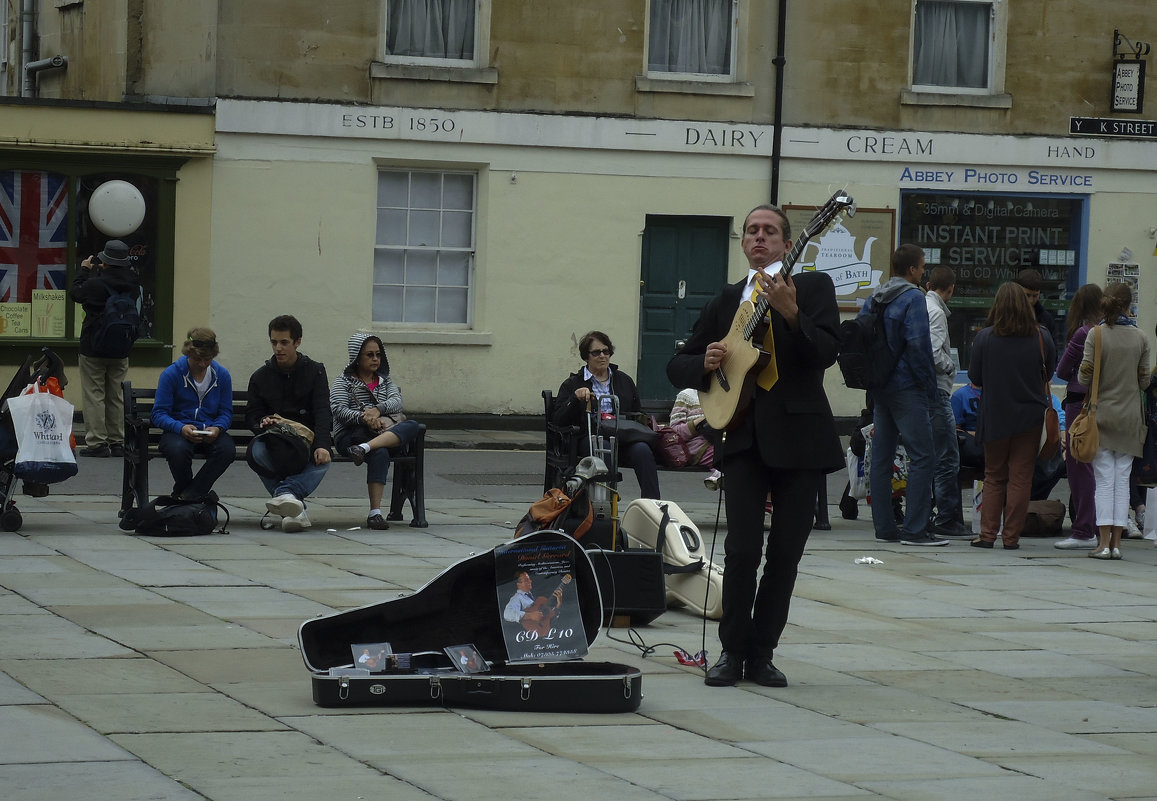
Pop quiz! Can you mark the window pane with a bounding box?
[409,210,441,246]
[377,208,408,245]
[648,0,732,75]
[438,252,470,286]
[437,287,468,323]
[407,250,438,284]
[410,171,442,209]
[388,0,476,60]
[377,171,408,206]
[913,1,990,88]
[373,285,403,322]
[442,173,473,209]
[373,168,476,325]
[373,248,405,284]
[405,285,436,322]
[441,211,472,248]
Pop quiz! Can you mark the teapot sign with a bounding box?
[785,206,895,307]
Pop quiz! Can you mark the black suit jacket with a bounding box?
[667,271,843,472]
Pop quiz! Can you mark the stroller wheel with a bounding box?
[1,507,23,532]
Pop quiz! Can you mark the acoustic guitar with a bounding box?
[700,190,856,431]
[521,574,572,637]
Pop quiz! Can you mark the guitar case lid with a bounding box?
[298,530,643,712]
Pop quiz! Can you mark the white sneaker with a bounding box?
[281,510,311,532]
[703,469,722,491]
[1124,519,1143,539]
[1135,508,1145,530]
[1054,536,1097,550]
[267,493,303,518]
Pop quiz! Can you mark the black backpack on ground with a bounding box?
[121,493,229,537]
[91,286,141,358]
[838,298,906,390]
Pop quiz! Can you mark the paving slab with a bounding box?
[0,761,204,801]
[0,656,206,696]
[0,613,133,659]
[0,705,137,764]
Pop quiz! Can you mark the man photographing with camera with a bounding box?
[70,239,142,458]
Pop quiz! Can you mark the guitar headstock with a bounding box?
[802,190,856,238]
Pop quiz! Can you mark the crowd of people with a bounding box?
[854,256,1154,557]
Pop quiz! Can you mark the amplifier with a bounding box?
[586,549,666,627]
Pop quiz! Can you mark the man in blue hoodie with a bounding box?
[151,328,235,501]
[859,245,946,546]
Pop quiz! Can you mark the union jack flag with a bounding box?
[0,170,69,304]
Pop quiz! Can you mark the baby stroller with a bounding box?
[0,348,70,531]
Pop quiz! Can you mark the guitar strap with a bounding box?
[750,284,779,390]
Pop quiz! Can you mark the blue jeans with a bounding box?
[158,430,236,499]
[929,388,961,523]
[870,386,934,538]
[335,420,420,485]
[249,439,330,505]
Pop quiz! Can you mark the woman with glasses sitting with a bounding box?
[330,332,421,530]
[553,330,660,499]
[151,327,235,501]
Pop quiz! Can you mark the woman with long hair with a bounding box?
[967,282,1057,549]
[1053,284,1103,549]
[1078,283,1150,559]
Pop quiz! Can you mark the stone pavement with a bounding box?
[1,447,1156,801]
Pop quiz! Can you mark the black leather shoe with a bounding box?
[704,651,744,686]
[745,656,788,687]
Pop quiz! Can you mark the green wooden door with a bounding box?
[637,215,730,408]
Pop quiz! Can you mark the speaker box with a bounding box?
[586,549,666,627]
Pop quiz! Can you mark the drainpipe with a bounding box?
[769,0,788,205]
[20,0,36,97]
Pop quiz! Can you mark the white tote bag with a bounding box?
[7,382,78,483]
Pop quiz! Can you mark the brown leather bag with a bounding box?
[1068,325,1101,464]
[514,488,593,540]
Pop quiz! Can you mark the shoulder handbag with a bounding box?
[1067,325,1101,463]
[647,415,692,468]
[1038,331,1060,460]
[380,411,406,431]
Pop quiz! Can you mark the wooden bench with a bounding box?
[120,381,428,527]
[541,389,831,528]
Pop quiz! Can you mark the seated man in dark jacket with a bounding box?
[245,314,332,532]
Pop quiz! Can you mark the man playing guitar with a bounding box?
[668,203,843,689]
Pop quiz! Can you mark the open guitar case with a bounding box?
[298,529,643,712]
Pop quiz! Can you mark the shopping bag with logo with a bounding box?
[6,381,78,483]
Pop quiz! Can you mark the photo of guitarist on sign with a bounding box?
[503,571,568,634]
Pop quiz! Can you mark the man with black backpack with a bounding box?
[858,245,946,546]
[70,239,141,457]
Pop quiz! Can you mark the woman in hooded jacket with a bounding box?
[330,333,421,530]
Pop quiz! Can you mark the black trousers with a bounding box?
[718,449,821,658]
